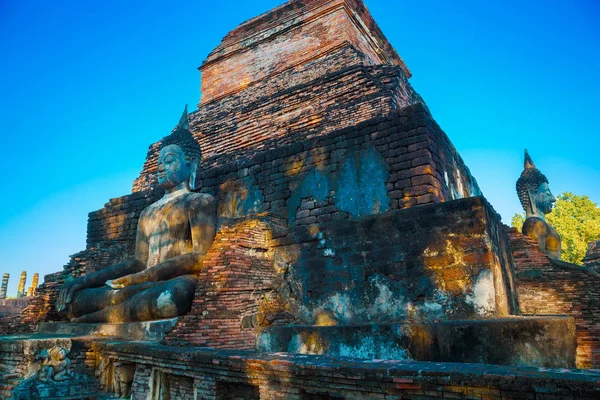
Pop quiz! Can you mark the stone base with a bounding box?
[257,316,576,368]
[37,318,178,341]
[98,340,600,399]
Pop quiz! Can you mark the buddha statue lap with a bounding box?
[56,107,216,323]
[516,149,561,259]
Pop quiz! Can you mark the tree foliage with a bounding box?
[511,192,600,265]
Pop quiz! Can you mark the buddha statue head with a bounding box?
[158,105,202,191]
[516,150,556,220]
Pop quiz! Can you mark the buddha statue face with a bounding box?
[529,182,556,216]
[157,144,190,190]
[517,150,556,220]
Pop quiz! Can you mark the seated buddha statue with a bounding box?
[516,150,561,260]
[56,107,216,323]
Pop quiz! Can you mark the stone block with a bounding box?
[257,316,576,368]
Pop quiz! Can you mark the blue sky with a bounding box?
[0,0,598,297]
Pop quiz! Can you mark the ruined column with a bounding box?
[28,273,39,297]
[16,271,27,298]
[0,273,9,299]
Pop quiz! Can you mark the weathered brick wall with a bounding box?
[133,55,422,191]
[200,0,409,104]
[283,196,519,325]
[165,374,195,400]
[194,62,419,163]
[166,215,287,349]
[168,197,518,345]
[169,104,477,230]
[130,365,152,400]
[510,228,600,368]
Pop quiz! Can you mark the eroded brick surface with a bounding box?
[166,215,286,348]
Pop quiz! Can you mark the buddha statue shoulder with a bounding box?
[55,106,217,323]
[516,150,561,259]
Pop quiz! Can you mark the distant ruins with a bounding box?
[1,0,599,399]
[16,272,26,299]
[0,271,39,300]
[26,273,39,298]
[0,273,8,299]
[0,271,39,327]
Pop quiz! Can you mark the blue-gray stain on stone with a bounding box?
[241,176,264,215]
[336,148,390,217]
[287,169,330,225]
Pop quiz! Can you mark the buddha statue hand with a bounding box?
[55,259,145,315]
[56,278,85,312]
[107,252,204,290]
[106,271,147,289]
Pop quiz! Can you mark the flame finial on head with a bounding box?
[160,104,201,162]
[524,149,536,170]
[516,149,548,212]
[177,104,190,131]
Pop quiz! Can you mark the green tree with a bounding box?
[511,192,600,265]
[511,213,526,231]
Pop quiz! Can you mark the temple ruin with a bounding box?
[1,0,599,399]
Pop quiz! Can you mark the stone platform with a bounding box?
[96,340,600,399]
[37,318,178,342]
[258,315,576,368]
